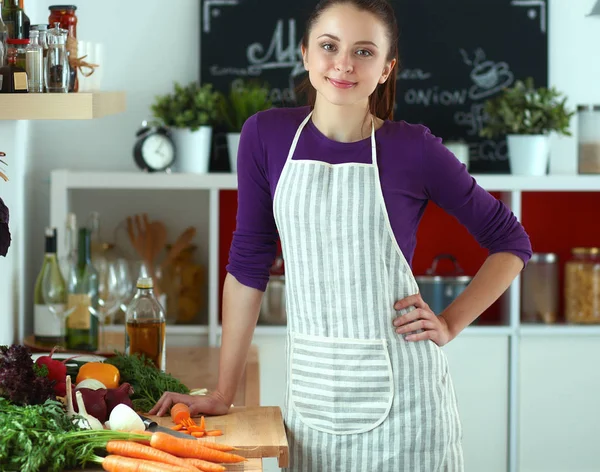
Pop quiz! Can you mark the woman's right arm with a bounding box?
[149,112,279,416]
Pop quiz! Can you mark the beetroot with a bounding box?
[71,382,134,423]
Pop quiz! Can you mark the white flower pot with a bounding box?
[170,126,212,174]
[506,134,550,176]
[226,132,241,173]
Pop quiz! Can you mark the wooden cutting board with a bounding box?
[149,406,289,468]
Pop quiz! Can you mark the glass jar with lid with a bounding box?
[564,247,600,324]
[521,253,558,324]
[45,23,68,93]
[577,104,600,174]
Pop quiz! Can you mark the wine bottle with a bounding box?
[66,227,99,351]
[33,227,66,346]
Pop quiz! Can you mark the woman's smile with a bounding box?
[327,77,357,89]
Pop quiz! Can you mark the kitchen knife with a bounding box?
[139,414,195,440]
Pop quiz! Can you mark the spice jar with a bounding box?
[521,253,558,324]
[48,5,77,92]
[45,23,69,93]
[7,38,27,69]
[577,105,600,174]
[565,247,600,324]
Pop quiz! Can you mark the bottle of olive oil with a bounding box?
[66,228,99,351]
[33,227,66,346]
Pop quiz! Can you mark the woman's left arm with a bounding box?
[393,127,532,345]
[394,252,523,346]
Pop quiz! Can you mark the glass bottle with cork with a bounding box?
[125,277,167,372]
[0,41,27,93]
[66,227,99,351]
[25,29,42,92]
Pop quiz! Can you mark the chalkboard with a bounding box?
[200,0,548,173]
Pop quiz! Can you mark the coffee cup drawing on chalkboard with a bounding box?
[460,48,514,101]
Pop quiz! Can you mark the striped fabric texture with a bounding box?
[273,112,464,471]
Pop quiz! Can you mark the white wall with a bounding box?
[2,0,599,339]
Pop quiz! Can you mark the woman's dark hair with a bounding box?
[297,0,399,120]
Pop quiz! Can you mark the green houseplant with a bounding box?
[480,77,575,175]
[150,82,223,174]
[219,79,273,172]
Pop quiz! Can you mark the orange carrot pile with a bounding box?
[170,403,223,438]
[91,431,246,472]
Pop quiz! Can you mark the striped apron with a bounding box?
[273,111,464,471]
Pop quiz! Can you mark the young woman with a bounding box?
[151,0,532,470]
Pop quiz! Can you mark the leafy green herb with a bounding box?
[0,397,149,472]
[105,352,189,412]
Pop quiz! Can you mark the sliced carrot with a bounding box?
[100,454,193,472]
[150,432,246,463]
[171,403,192,425]
[199,416,206,431]
[187,426,204,433]
[171,424,184,431]
[106,441,197,471]
[180,430,192,435]
[191,431,205,438]
[184,458,226,472]
[205,430,223,437]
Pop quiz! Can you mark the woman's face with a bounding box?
[302,3,395,108]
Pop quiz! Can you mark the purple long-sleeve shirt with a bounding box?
[226,106,532,292]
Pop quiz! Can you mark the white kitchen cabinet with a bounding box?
[518,336,600,472]
[443,335,510,472]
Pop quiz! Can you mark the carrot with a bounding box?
[199,416,206,431]
[205,430,222,437]
[100,454,193,472]
[150,432,246,463]
[184,458,226,472]
[106,441,199,471]
[171,403,192,425]
[187,425,204,433]
[191,431,205,438]
[171,424,184,431]
[194,440,235,452]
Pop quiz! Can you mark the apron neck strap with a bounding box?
[286,110,378,166]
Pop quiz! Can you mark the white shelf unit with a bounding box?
[50,169,600,472]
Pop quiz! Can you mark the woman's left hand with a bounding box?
[392,294,453,347]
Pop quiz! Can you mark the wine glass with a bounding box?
[41,263,75,343]
[96,258,124,350]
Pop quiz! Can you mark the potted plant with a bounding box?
[480,77,575,176]
[219,79,272,172]
[151,82,222,174]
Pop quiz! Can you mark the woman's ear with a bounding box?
[379,58,397,84]
[301,44,309,71]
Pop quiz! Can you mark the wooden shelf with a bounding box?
[0,91,126,120]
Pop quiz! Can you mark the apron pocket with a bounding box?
[289,332,394,435]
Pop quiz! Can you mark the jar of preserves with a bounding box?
[521,253,558,324]
[578,105,600,174]
[565,247,600,324]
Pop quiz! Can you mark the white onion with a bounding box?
[109,403,145,432]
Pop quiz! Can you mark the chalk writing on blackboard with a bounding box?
[460,48,514,101]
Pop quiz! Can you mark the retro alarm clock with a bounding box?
[133,121,176,173]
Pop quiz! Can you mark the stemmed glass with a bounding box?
[96,258,123,349]
[40,263,75,345]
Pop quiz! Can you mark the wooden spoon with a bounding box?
[161,227,197,271]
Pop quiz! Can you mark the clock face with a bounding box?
[140,134,175,170]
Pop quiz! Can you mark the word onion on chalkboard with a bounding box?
[200,0,548,173]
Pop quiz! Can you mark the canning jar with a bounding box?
[521,253,558,324]
[577,105,600,174]
[565,247,600,324]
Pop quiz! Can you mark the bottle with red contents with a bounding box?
[0,41,28,93]
[48,5,77,92]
